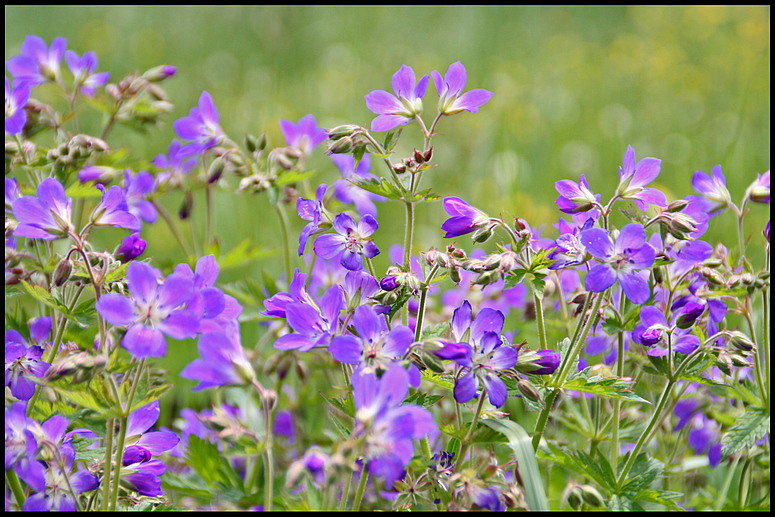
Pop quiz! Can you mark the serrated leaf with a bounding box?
[212,238,275,270]
[420,321,450,340]
[186,435,233,488]
[65,181,103,198]
[504,269,527,289]
[420,370,455,391]
[721,407,769,459]
[329,412,352,438]
[564,369,650,404]
[276,169,316,186]
[482,419,550,511]
[21,280,68,312]
[633,489,684,511]
[161,471,214,499]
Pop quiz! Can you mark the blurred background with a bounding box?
[6,6,770,418]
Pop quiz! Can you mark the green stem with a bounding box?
[532,291,605,451]
[352,468,369,511]
[453,388,488,474]
[617,378,674,487]
[6,469,26,509]
[339,470,353,511]
[109,417,128,511]
[101,418,114,511]
[274,203,292,286]
[205,182,213,248]
[152,199,193,257]
[611,289,626,470]
[533,292,548,351]
[415,264,440,341]
[715,455,742,512]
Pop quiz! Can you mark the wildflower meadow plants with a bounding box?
[4,35,770,513]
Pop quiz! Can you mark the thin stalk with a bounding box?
[339,470,353,511]
[415,264,440,341]
[274,203,292,285]
[715,455,742,512]
[109,360,145,511]
[6,469,26,509]
[351,468,369,511]
[453,388,488,474]
[533,292,548,351]
[617,378,674,487]
[532,291,605,451]
[152,199,193,257]
[100,418,115,511]
[611,289,626,470]
[205,182,213,248]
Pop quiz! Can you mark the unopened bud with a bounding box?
[53,257,72,287]
[327,125,359,141]
[244,133,259,153]
[567,486,584,510]
[474,269,501,287]
[729,353,751,367]
[380,275,400,291]
[727,330,754,352]
[472,226,494,243]
[698,266,725,286]
[517,378,543,405]
[413,149,425,164]
[179,191,194,220]
[449,267,461,285]
[667,199,690,212]
[143,65,177,83]
[580,485,605,507]
[208,157,225,183]
[326,136,353,155]
[423,147,433,163]
[393,162,407,174]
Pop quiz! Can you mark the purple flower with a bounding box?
[22,446,99,511]
[5,77,30,135]
[173,255,242,333]
[152,140,196,188]
[438,301,517,408]
[273,284,343,352]
[616,145,667,211]
[262,268,317,319]
[555,174,600,214]
[351,363,436,487]
[431,61,493,116]
[441,197,490,238]
[690,165,731,217]
[5,402,47,492]
[745,170,770,204]
[173,91,224,158]
[123,170,157,224]
[115,232,147,263]
[364,64,430,132]
[548,217,595,270]
[286,447,329,488]
[314,213,380,271]
[181,323,255,391]
[12,177,74,240]
[331,153,385,218]
[516,348,560,375]
[89,185,140,231]
[65,50,109,96]
[297,184,330,256]
[119,400,180,496]
[77,165,115,184]
[96,261,199,358]
[6,35,67,87]
[674,401,722,468]
[329,304,414,371]
[580,223,656,304]
[273,411,295,439]
[280,114,327,155]
[469,484,506,512]
[631,306,700,357]
[5,318,52,400]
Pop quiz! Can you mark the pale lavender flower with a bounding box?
[555,174,600,214]
[364,64,429,132]
[6,35,67,87]
[123,170,157,224]
[89,185,140,231]
[180,323,255,391]
[297,184,330,256]
[5,77,30,135]
[441,197,490,238]
[745,170,770,204]
[173,255,242,333]
[5,317,52,400]
[12,177,74,240]
[431,61,493,116]
[280,114,327,155]
[273,284,343,352]
[173,91,224,157]
[580,223,655,304]
[690,165,732,217]
[152,140,196,188]
[616,145,667,211]
[65,50,109,96]
[115,232,146,263]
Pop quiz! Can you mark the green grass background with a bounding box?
[6,6,771,423]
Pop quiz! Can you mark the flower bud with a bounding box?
[473,269,501,287]
[326,136,353,155]
[327,125,359,141]
[423,147,433,163]
[207,156,225,183]
[567,486,584,510]
[727,330,754,352]
[143,65,177,83]
[53,257,72,287]
[179,191,194,220]
[115,232,147,263]
[729,353,752,367]
[449,267,462,285]
[472,225,494,244]
[413,148,426,164]
[244,133,259,153]
[667,199,690,212]
[517,349,560,375]
[580,485,605,507]
[517,378,543,405]
[393,162,407,174]
[674,302,705,329]
[380,275,400,291]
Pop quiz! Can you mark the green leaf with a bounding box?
[212,238,276,270]
[383,127,402,152]
[504,269,527,289]
[276,169,316,186]
[633,489,684,511]
[481,419,550,511]
[420,370,455,391]
[186,435,233,488]
[420,320,450,340]
[161,472,215,499]
[20,280,68,312]
[65,181,103,198]
[565,369,650,404]
[720,407,769,459]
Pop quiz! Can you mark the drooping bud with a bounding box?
[53,256,73,287]
[380,275,400,291]
[727,330,755,352]
[667,199,690,212]
[567,485,584,510]
[674,302,705,329]
[179,191,194,220]
[516,349,560,375]
[580,485,605,507]
[473,269,501,287]
[517,378,543,405]
[207,156,225,183]
[326,136,353,155]
[413,149,426,164]
[115,232,147,263]
[393,162,407,174]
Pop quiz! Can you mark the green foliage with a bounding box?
[721,407,770,460]
[565,367,650,404]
